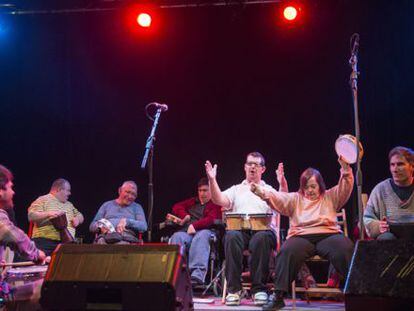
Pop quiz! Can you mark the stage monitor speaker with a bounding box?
[40,244,193,310]
[344,240,414,311]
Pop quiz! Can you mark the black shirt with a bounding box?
[180,201,206,231]
[390,179,414,203]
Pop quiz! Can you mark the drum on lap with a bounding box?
[225,213,273,231]
[5,265,48,302]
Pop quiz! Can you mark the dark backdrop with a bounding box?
[1,0,413,242]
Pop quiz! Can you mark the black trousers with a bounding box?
[225,230,276,294]
[32,237,60,256]
[274,233,354,292]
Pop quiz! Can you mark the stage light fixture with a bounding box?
[137,13,152,28]
[283,6,298,21]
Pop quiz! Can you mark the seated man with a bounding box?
[28,178,84,256]
[90,181,148,244]
[364,146,414,240]
[169,177,222,286]
[205,152,286,306]
[0,164,46,264]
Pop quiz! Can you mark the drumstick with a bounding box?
[1,261,36,267]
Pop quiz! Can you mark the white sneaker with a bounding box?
[225,292,241,306]
[253,291,268,306]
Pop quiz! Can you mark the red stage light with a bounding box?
[137,13,152,28]
[283,6,298,21]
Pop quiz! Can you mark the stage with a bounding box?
[193,296,345,310]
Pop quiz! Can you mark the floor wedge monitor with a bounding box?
[344,240,414,310]
[40,244,193,310]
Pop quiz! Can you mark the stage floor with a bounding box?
[193,296,345,311]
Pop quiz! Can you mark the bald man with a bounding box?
[28,178,84,255]
[90,181,148,244]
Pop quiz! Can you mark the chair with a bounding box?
[355,193,369,240]
[28,221,34,238]
[221,213,281,303]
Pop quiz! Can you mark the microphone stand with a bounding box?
[141,105,164,242]
[349,33,364,240]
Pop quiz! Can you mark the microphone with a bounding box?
[351,33,359,56]
[150,102,168,112]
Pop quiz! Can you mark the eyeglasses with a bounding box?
[245,162,263,167]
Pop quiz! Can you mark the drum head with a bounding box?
[6,265,48,280]
[7,265,48,274]
[335,135,362,164]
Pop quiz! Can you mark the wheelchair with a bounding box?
[159,219,226,297]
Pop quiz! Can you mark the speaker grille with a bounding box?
[46,244,180,283]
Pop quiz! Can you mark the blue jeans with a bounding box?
[170,229,212,282]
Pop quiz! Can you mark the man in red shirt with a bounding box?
[169,177,222,285]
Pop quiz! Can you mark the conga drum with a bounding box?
[49,213,74,243]
[225,213,247,230]
[225,213,273,231]
[248,213,273,231]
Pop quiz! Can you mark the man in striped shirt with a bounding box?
[28,179,84,255]
[0,164,46,265]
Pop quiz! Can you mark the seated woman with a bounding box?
[251,157,354,310]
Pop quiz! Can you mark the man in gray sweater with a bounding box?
[364,146,414,240]
[90,181,147,244]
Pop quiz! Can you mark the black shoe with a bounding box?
[191,277,204,287]
[262,293,285,311]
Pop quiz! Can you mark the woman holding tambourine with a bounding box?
[249,135,359,310]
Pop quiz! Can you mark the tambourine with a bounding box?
[97,218,116,233]
[335,134,364,164]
